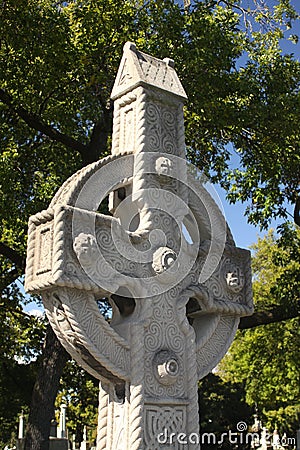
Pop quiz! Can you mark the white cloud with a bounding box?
[28,308,44,318]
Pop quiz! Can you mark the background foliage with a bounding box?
[0,0,299,447]
[219,227,300,434]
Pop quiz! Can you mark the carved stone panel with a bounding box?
[144,404,187,450]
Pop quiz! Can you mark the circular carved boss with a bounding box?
[153,350,179,385]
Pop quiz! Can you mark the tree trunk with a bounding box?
[24,325,69,450]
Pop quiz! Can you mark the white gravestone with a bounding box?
[25,42,253,450]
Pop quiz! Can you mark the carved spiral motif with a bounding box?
[162,109,176,128]
[206,276,224,299]
[146,103,160,151]
[144,322,161,351]
[162,133,175,154]
[165,323,185,352]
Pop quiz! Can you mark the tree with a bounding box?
[219,228,300,435]
[1,0,300,447]
[0,283,44,448]
[199,373,252,450]
[24,325,69,450]
[56,361,99,446]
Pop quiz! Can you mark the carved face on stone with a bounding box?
[155,156,173,177]
[226,266,245,293]
[73,233,98,266]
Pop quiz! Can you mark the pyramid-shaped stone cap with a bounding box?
[111,42,187,101]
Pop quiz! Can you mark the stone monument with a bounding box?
[25,42,253,449]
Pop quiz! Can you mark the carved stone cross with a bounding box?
[25,43,253,450]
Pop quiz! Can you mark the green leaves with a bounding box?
[0,0,300,445]
[220,228,300,433]
[0,281,45,447]
[1,0,299,233]
[56,361,99,444]
[221,318,299,433]
[199,373,252,442]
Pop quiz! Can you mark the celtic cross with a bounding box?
[25,43,253,450]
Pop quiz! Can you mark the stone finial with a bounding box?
[111,41,187,101]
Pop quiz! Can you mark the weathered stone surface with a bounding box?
[25,42,253,449]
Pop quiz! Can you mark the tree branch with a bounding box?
[0,242,25,269]
[239,305,299,329]
[0,88,88,158]
[0,268,21,292]
[82,106,113,165]
[294,196,300,227]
